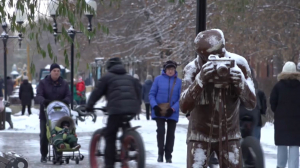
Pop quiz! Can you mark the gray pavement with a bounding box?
[0,132,158,168]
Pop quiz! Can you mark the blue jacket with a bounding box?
[149,70,182,122]
[142,80,153,103]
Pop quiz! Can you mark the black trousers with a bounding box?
[40,119,49,157]
[22,104,31,115]
[155,118,177,159]
[145,103,151,120]
[105,115,132,167]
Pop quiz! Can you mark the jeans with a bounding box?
[253,126,261,141]
[277,146,299,168]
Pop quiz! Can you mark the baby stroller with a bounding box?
[45,100,84,165]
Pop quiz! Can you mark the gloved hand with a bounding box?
[165,108,174,117]
[153,106,161,117]
[43,99,51,106]
[61,99,69,105]
[85,106,94,113]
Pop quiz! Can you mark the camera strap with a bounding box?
[168,77,177,105]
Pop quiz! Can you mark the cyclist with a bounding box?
[86,57,141,168]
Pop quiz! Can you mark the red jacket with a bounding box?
[76,81,85,97]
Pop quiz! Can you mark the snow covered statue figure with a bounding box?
[180,29,256,168]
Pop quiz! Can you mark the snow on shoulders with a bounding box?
[225,51,250,71]
[183,58,198,82]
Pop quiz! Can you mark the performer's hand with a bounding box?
[230,65,244,89]
[198,62,215,85]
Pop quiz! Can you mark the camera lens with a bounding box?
[217,64,229,77]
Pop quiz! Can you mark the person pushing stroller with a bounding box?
[51,116,81,150]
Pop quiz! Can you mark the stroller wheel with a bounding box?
[76,157,80,164]
[80,154,84,160]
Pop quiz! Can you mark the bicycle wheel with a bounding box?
[241,136,265,168]
[89,128,105,168]
[121,130,145,168]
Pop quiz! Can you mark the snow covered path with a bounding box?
[0,107,293,167]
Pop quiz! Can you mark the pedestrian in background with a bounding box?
[19,76,34,115]
[270,61,300,168]
[133,74,142,120]
[149,60,182,163]
[142,75,153,120]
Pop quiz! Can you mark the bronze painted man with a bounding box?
[180,29,256,168]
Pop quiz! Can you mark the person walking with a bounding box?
[133,74,142,120]
[19,76,34,115]
[36,63,71,163]
[142,75,153,120]
[149,60,182,163]
[270,61,300,168]
[76,76,86,105]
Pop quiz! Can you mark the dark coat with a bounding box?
[0,78,3,97]
[142,80,153,103]
[239,89,267,127]
[270,72,300,146]
[19,80,34,106]
[87,64,141,115]
[6,77,14,96]
[36,75,71,120]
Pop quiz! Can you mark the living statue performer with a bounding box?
[180,29,256,168]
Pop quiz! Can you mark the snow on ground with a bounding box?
[0,94,288,167]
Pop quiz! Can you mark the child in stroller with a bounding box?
[51,116,81,150]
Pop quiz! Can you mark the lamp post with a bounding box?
[196,0,206,58]
[1,10,25,101]
[48,0,97,110]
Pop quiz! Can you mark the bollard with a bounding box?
[0,152,28,168]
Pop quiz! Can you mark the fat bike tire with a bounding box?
[241,136,265,168]
[122,130,146,168]
[89,128,105,168]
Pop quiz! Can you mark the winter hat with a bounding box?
[282,61,296,73]
[146,75,152,81]
[78,76,83,82]
[50,63,61,72]
[23,76,28,80]
[163,60,177,70]
[106,57,122,70]
[133,74,139,79]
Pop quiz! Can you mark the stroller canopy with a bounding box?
[46,101,70,123]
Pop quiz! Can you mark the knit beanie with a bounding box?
[50,63,61,72]
[282,61,296,73]
[163,60,177,71]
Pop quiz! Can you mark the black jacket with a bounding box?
[0,78,3,97]
[270,72,300,146]
[87,64,141,115]
[36,75,71,120]
[19,80,34,106]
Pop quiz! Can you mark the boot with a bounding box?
[166,158,172,163]
[40,156,47,163]
[72,144,81,150]
[59,144,66,149]
[157,155,163,162]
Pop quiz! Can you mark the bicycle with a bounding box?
[78,107,146,168]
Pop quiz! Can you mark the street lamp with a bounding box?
[1,9,25,101]
[48,0,97,110]
[196,0,206,57]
